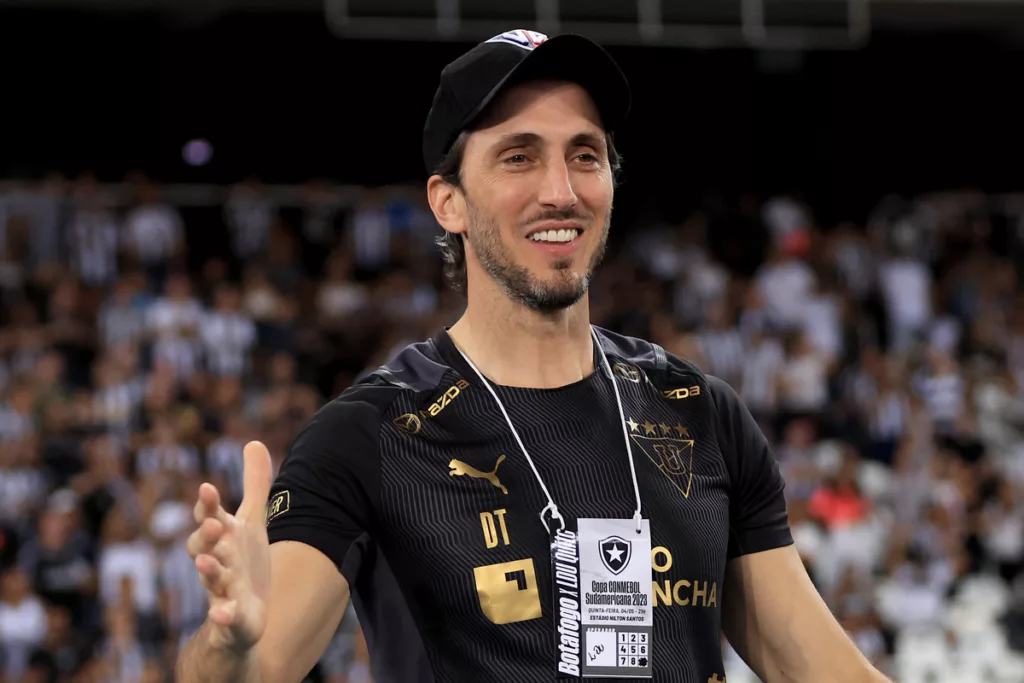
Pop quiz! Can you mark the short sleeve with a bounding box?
[266,384,397,585]
[707,375,793,559]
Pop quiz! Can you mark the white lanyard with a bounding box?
[454,326,643,534]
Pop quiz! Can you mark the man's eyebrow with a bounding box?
[490,132,543,151]
[489,131,607,153]
[569,132,607,152]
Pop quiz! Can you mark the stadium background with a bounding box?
[2,1,1024,681]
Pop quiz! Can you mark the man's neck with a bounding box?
[449,284,595,390]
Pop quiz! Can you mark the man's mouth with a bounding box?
[528,228,581,243]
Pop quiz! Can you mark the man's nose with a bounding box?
[537,159,578,210]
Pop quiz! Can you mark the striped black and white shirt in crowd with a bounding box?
[135,443,201,478]
[740,337,786,415]
[200,311,257,377]
[67,208,119,286]
[351,206,392,272]
[755,260,817,331]
[92,380,145,436]
[99,300,149,349]
[0,467,46,525]
[99,638,145,683]
[147,297,204,338]
[224,187,273,259]
[0,405,33,442]
[672,260,730,329]
[869,390,908,442]
[123,203,183,266]
[148,296,205,380]
[833,236,875,301]
[915,371,965,434]
[151,337,202,382]
[206,436,246,506]
[695,327,746,387]
[161,540,208,643]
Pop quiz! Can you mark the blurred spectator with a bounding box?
[738,314,786,423]
[200,284,256,377]
[299,180,344,276]
[778,330,831,416]
[135,414,200,480]
[0,566,48,680]
[97,505,161,645]
[241,263,296,355]
[153,476,205,658]
[17,490,97,631]
[316,252,370,329]
[205,412,248,508]
[349,188,394,279]
[147,274,204,383]
[878,252,932,352]
[0,434,48,540]
[983,477,1024,584]
[809,453,869,530]
[838,597,887,670]
[98,274,152,351]
[754,234,817,331]
[224,177,274,262]
[694,298,745,388]
[66,177,119,289]
[877,543,950,632]
[122,179,184,291]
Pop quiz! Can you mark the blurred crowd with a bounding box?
[0,173,1023,683]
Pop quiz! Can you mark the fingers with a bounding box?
[208,599,237,627]
[193,483,230,526]
[186,518,220,558]
[237,440,273,521]
[186,517,237,568]
[195,553,231,598]
[197,554,244,628]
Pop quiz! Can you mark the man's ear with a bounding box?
[427,175,468,237]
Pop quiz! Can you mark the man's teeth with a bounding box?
[529,229,579,243]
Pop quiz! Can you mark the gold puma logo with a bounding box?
[449,455,508,494]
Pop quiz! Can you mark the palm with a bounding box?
[220,499,272,646]
[189,441,275,652]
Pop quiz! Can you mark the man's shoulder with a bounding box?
[371,336,453,393]
[593,326,706,384]
[594,326,741,410]
[318,336,454,424]
[288,336,459,467]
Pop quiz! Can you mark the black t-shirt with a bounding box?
[20,530,96,625]
[267,327,792,683]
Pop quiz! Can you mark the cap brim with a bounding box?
[461,34,631,135]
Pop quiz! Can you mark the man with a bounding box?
[176,29,890,683]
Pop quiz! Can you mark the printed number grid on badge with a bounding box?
[616,629,650,668]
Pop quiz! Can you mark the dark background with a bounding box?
[2,7,1020,227]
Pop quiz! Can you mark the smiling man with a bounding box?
[177,29,892,683]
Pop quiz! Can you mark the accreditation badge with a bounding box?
[551,519,654,679]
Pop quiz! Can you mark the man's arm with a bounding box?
[700,373,890,683]
[176,540,349,683]
[722,545,889,683]
[176,382,394,683]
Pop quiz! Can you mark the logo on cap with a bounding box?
[486,29,549,50]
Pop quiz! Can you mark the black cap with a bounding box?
[422,29,631,175]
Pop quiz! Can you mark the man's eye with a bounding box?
[505,154,528,164]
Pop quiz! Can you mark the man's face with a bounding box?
[455,81,614,312]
